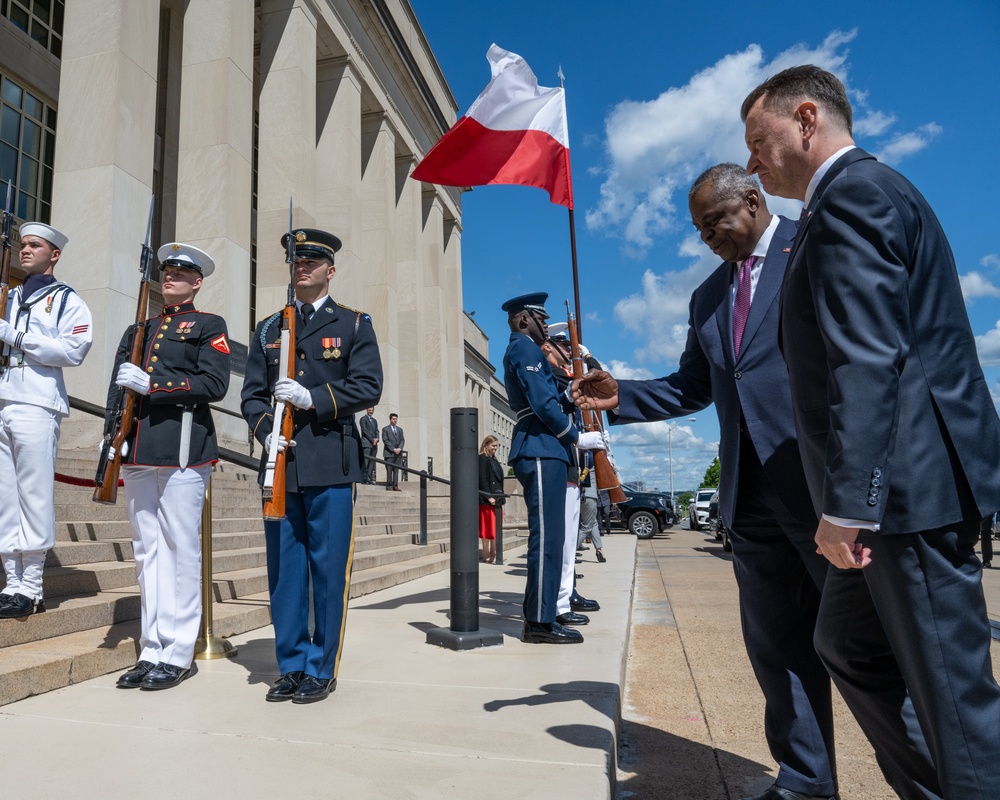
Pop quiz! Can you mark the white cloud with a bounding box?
[608,420,719,490]
[853,110,897,137]
[872,123,942,164]
[606,360,654,380]
[960,271,1000,302]
[981,253,1000,270]
[976,321,1000,366]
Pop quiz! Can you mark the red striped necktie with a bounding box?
[733,255,756,355]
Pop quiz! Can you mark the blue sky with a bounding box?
[410,0,1000,493]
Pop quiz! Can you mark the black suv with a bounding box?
[616,484,677,539]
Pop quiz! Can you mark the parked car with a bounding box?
[616,484,677,539]
[688,487,716,531]
[707,491,731,552]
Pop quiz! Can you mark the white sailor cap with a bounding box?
[156,242,215,278]
[19,222,68,251]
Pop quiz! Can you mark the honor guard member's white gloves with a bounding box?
[264,433,295,453]
[115,362,151,395]
[576,431,607,450]
[274,377,313,409]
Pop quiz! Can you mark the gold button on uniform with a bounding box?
[157,333,163,339]
[146,367,154,374]
[167,382,173,387]
[298,371,304,377]
[153,344,160,350]
[161,325,168,330]
[299,353,305,360]
[151,356,158,362]
[164,317,172,323]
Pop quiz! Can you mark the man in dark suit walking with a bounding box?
[574,163,836,800]
[360,407,379,484]
[381,413,404,490]
[742,65,1000,799]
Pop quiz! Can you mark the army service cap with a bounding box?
[281,228,343,262]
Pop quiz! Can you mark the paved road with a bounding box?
[616,526,1000,799]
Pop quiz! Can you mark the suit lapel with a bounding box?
[736,217,796,362]
[713,266,736,366]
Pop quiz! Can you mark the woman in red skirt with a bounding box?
[478,435,504,563]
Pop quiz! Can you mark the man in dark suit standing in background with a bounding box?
[574,163,836,800]
[381,413,404,491]
[360,407,379,484]
[742,65,1000,799]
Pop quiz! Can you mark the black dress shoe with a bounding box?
[556,611,590,626]
[116,660,157,689]
[266,671,305,702]
[291,675,336,704]
[0,593,45,618]
[139,662,191,690]
[596,550,606,563]
[741,784,838,800]
[521,621,584,644]
[984,560,992,569]
[570,594,600,612]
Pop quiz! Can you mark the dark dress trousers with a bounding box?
[381,423,405,488]
[612,217,836,797]
[781,148,1000,799]
[242,298,382,681]
[503,332,578,623]
[360,413,378,483]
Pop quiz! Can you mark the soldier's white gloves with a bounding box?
[274,378,313,409]
[0,318,18,346]
[97,439,128,459]
[577,431,607,450]
[115,362,151,395]
[265,433,295,453]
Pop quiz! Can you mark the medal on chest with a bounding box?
[322,337,341,360]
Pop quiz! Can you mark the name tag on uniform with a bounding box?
[322,337,341,360]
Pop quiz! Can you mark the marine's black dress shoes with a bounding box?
[0,593,45,618]
[266,671,305,702]
[521,621,584,644]
[291,675,336,704]
[139,662,191,690]
[570,594,600,612]
[555,611,590,626]
[116,660,156,689]
[741,784,839,800]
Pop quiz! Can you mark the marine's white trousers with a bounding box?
[556,483,581,615]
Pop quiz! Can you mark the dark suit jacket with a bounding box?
[241,298,383,490]
[479,454,505,505]
[613,216,815,529]
[781,148,1000,532]
[360,413,379,447]
[381,423,404,457]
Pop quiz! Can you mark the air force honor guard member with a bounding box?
[109,243,231,690]
[0,223,92,619]
[502,293,604,644]
[241,228,382,704]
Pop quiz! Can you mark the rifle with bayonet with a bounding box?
[565,302,626,504]
[261,199,298,520]
[0,181,14,360]
[93,198,155,504]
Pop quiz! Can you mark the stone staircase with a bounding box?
[0,450,527,706]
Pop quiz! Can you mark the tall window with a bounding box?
[0,74,56,222]
[1,0,64,58]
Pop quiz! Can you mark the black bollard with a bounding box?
[426,408,503,650]
[494,496,504,566]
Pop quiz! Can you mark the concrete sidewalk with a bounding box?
[0,533,637,800]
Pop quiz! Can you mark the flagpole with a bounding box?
[559,66,584,341]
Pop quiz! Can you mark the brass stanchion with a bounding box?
[195,469,237,660]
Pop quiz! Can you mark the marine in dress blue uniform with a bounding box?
[241,228,382,703]
[109,243,231,690]
[503,293,602,644]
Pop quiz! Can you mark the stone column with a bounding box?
[51,0,160,408]
[420,188,448,464]
[175,0,254,437]
[256,0,317,316]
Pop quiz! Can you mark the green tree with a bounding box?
[701,457,721,488]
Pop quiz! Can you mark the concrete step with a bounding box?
[47,531,269,567]
[56,517,265,542]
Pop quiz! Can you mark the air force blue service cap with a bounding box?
[281,228,343,262]
[157,242,215,278]
[19,222,68,251]
[501,292,550,318]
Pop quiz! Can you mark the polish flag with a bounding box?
[411,44,573,209]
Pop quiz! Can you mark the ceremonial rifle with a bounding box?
[0,181,14,334]
[262,198,298,520]
[565,302,626,504]
[93,199,155,504]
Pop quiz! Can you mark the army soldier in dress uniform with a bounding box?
[502,293,604,644]
[241,228,382,704]
[0,223,93,619]
[110,243,231,690]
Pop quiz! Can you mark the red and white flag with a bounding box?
[411,44,573,208]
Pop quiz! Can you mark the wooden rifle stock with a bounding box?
[261,305,296,520]
[566,315,626,504]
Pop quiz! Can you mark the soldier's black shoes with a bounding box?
[521,621,584,644]
[555,611,590,626]
[291,675,336,704]
[0,593,45,618]
[116,660,156,688]
[570,594,600,612]
[139,662,191,690]
[266,671,305,702]
[741,785,839,800]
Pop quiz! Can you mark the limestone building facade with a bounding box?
[0,0,514,474]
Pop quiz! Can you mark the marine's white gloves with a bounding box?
[116,362,151,395]
[274,378,313,409]
[577,431,607,450]
[97,439,128,459]
[265,433,295,453]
